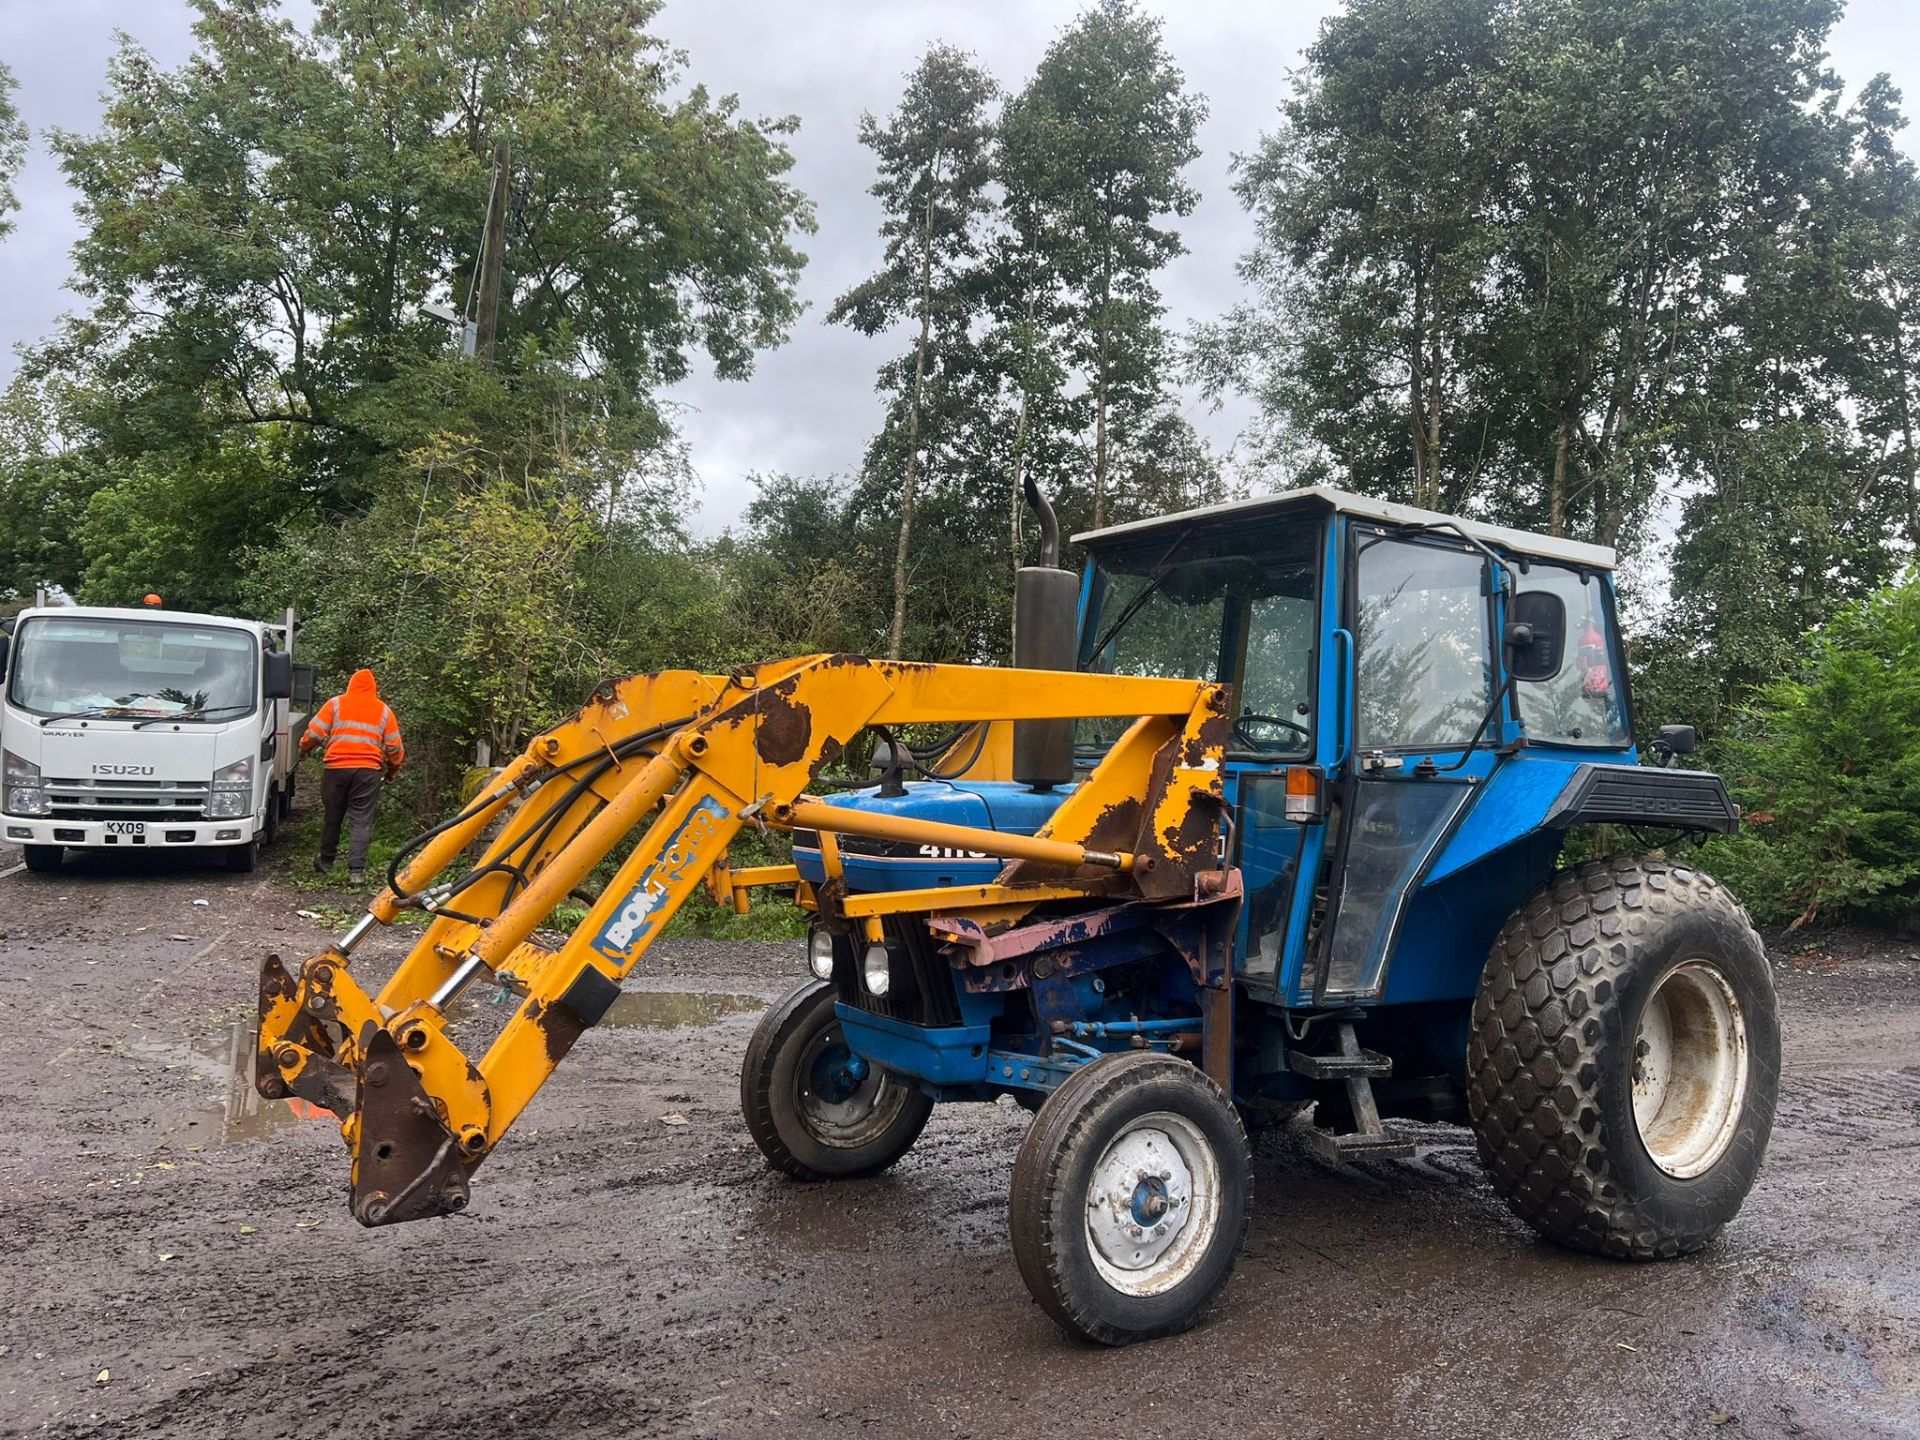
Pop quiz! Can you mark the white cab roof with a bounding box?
[15,606,265,633]
[1073,484,1617,570]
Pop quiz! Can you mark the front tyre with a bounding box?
[224,838,260,874]
[1468,856,1781,1259]
[22,844,62,874]
[1010,1053,1252,1345]
[741,980,932,1180]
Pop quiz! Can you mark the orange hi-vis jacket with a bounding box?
[301,669,405,772]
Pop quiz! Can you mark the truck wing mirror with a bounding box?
[291,662,317,710]
[0,632,9,679]
[264,650,293,700]
[1504,591,1566,683]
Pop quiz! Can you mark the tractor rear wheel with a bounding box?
[1468,856,1780,1259]
[1010,1053,1252,1345]
[741,980,932,1181]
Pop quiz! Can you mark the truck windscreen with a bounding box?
[7,617,258,721]
[1079,520,1320,758]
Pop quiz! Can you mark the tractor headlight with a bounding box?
[862,943,891,998]
[208,755,254,819]
[807,928,836,981]
[2,750,48,817]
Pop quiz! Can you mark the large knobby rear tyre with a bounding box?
[1468,856,1781,1259]
[1010,1053,1252,1346]
[741,980,933,1181]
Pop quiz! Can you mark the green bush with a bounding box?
[1698,574,1920,930]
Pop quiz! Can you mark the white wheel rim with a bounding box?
[1084,1111,1221,1297]
[1632,959,1749,1178]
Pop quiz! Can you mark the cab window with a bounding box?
[1512,565,1629,747]
[1354,533,1491,750]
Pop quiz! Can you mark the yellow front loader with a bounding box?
[256,654,1230,1230]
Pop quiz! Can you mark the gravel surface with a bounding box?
[0,835,1915,1438]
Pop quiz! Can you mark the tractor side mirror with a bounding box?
[1504,590,1566,682]
[1657,724,1697,757]
[263,650,293,700]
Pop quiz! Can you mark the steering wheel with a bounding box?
[1232,710,1310,748]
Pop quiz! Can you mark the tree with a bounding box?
[1196,0,1504,511]
[831,46,997,659]
[998,0,1205,531]
[1698,574,1920,930]
[0,62,24,239]
[1206,0,1918,734]
[39,0,813,514]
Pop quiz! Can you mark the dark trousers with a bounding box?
[318,767,384,869]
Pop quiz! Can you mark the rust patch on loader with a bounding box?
[752,683,814,767]
[350,1028,470,1227]
[525,997,591,1068]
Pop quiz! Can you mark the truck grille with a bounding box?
[834,917,964,1028]
[46,777,209,822]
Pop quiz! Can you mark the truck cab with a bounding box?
[0,605,311,873]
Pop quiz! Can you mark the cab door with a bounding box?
[1305,525,1493,1004]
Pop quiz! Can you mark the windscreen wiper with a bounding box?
[132,704,254,730]
[1085,526,1195,661]
[38,707,133,727]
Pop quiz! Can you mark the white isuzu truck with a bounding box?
[0,603,312,874]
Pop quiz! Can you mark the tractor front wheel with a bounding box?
[741,980,932,1181]
[1010,1053,1252,1345]
[1468,856,1780,1259]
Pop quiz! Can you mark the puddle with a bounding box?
[161,1019,334,1149]
[598,991,766,1030]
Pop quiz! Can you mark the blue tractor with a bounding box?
[742,484,1780,1344]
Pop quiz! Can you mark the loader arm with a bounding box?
[257,654,1229,1226]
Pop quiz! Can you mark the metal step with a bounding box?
[1305,1126,1417,1164]
[1297,1019,1413,1163]
[1286,1046,1392,1080]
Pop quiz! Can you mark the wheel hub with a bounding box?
[1632,959,1749,1178]
[796,1030,892,1139]
[1084,1113,1219,1297]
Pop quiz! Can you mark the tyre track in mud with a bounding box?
[0,843,1915,1439]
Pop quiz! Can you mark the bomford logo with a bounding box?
[92,764,156,776]
[593,797,730,960]
[602,887,663,952]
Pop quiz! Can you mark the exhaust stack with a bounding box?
[1012,477,1077,791]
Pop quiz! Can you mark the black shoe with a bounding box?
[313,855,332,873]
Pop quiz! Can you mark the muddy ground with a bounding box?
[0,833,1916,1440]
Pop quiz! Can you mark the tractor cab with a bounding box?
[1074,486,1641,1011]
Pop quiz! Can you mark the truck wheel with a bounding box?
[261,793,280,847]
[741,980,932,1180]
[1010,1053,1252,1345]
[22,844,62,874]
[279,775,294,820]
[1468,856,1780,1260]
[224,839,260,874]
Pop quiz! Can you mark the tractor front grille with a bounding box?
[835,916,964,1028]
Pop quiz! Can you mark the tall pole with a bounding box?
[474,140,510,362]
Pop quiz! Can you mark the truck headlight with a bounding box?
[808,928,836,981]
[208,755,254,819]
[2,750,48,817]
[862,943,891,998]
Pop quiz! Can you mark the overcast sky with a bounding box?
[3,0,1917,539]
